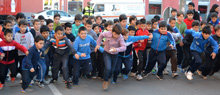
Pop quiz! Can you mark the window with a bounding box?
[68,1,82,15]
[46,11,53,15]
[94,4,104,12]
[149,4,161,14]
[59,11,68,17]
[199,5,207,14]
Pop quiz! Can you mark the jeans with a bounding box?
[103,51,118,81]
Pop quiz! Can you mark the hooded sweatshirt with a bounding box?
[15,30,34,56]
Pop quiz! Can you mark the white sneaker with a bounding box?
[163,69,169,75]
[185,71,193,80]
[136,75,143,81]
[130,72,136,77]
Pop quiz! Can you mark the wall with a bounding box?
[21,0,43,13]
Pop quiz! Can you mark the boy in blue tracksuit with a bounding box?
[21,35,45,93]
[143,21,175,80]
[112,28,153,83]
[184,26,219,80]
[72,26,103,85]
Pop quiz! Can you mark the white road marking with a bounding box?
[48,84,63,95]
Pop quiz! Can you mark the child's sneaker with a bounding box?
[50,79,57,83]
[197,70,202,76]
[11,77,15,83]
[172,72,179,78]
[122,74,128,80]
[156,75,163,80]
[136,74,143,81]
[65,81,71,89]
[151,69,157,75]
[21,89,26,93]
[185,71,193,80]
[130,72,136,77]
[20,80,22,84]
[143,72,150,78]
[0,83,4,90]
[36,81,45,88]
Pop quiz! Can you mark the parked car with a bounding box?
[33,10,74,23]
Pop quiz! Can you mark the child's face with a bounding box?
[177,15,184,22]
[19,25,27,33]
[129,30,135,36]
[171,12,177,17]
[192,26,199,32]
[65,27,72,34]
[216,29,220,37]
[34,21,41,31]
[4,23,12,30]
[131,19,137,25]
[78,30,87,39]
[40,20,45,25]
[47,23,54,31]
[54,17,60,24]
[85,24,92,32]
[55,30,64,39]
[137,24,141,29]
[187,14,193,20]
[41,31,49,39]
[107,25,113,32]
[11,20,16,26]
[159,27,167,34]
[146,24,152,30]
[112,32,120,39]
[83,18,88,24]
[169,20,176,28]
[152,22,158,29]
[123,33,129,40]
[4,33,13,42]
[35,40,44,50]
[96,17,102,25]
[202,33,210,39]
[17,18,25,23]
[211,17,217,23]
[140,24,146,30]
[75,20,81,26]
[120,20,127,28]
[93,26,99,34]
[91,19,95,24]
[188,5,194,10]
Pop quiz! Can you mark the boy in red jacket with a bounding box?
[184,10,195,29]
[133,18,150,80]
[0,29,28,89]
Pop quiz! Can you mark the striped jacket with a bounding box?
[0,40,27,64]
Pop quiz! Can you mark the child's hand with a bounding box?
[1,53,5,58]
[169,44,174,49]
[138,43,142,47]
[110,48,117,52]
[95,45,100,52]
[75,54,80,59]
[211,52,216,59]
[149,33,153,40]
[140,40,144,42]
[81,53,86,57]
[25,51,29,56]
[179,41,184,47]
[30,68,35,72]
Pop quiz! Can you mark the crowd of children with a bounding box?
[0,1,220,92]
